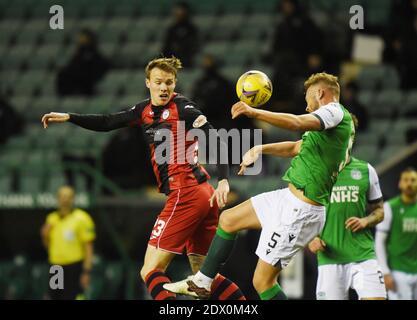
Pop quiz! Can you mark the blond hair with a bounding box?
[304,72,340,100]
[145,56,183,79]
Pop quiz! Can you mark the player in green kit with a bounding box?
[375,167,417,300]
[308,117,386,299]
[164,73,354,300]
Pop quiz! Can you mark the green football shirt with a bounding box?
[378,196,417,274]
[317,158,383,266]
[282,103,354,206]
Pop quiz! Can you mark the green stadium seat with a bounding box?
[48,173,67,193]
[9,96,31,114]
[357,90,374,109]
[352,144,379,164]
[374,89,403,117]
[60,97,89,113]
[30,263,49,300]
[0,19,23,34]
[101,262,124,299]
[402,91,417,116]
[13,70,47,96]
[0,173,12,193]
[0,45,35,70]
[357,65,385,91]
[96,70,131,95]
[381,65,400,89]
[29,44,62,69]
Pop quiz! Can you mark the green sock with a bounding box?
[200,226,237,278]
[259,283,288,300]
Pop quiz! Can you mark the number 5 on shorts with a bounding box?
[268,232,281,248]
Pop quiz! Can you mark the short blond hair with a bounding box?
[145,56,183,79]
[304,72,340,100]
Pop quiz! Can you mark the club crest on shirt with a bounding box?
[162,109,170,120]
[193,115,207,128]
[351,169,362,180]
[63,230,75,241]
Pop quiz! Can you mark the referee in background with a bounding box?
[41,186,96,300]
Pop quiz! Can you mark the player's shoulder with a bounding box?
[72,209,93,221]
[387,196,401,208]
[173,94,200,110]
[131,98,151,111]
[46,211,59,222]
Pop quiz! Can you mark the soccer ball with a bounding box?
[236,70,273,107]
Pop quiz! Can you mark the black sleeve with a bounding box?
[200,122,229,181]
[177,97,229,181]
[68,105,143,132]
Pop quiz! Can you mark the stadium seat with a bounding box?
[374,89,403,118]
[0,44,34,71]
[353,144,379,164]
[30,263,49,300]
[402,90,417,116]
[13,70,47,96]
[357,65,386,91]
[96,71,131,96]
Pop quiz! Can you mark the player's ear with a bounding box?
[145,78,150,89]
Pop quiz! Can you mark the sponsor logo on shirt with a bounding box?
[351,169,362,180]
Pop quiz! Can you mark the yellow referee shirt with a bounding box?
[46,209,95,265]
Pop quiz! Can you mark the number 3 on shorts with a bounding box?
[152,219,166,238]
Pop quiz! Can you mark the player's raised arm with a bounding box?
[41,105,143,132]
[231,102,322,131]
[238,140,301,175]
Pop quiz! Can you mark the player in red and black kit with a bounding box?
[41,57,245,300]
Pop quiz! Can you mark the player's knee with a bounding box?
[252,273,274,294]
[139,265,149,281]
[219,210,237,233]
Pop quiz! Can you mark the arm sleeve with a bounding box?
[367,163,383,202]
[181,104,229,181]
[78,213,96,243]
[68,105,143,132]
[375,231,390,274]
[200,122,229,181]
[311,103,344,130]
[376,202,393,232]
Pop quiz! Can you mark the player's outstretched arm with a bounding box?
[41,107,142,132]
[238,140,301,175]
[231,101,322,132]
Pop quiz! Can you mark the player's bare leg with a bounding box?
[253,258,287,300]
[188,254,205,274]
[164,199,261,298]
[140,245,177,300]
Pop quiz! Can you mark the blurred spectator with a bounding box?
[341,82,369,132]
[56,29,109,96]
[162,2,199,68]
[384,0,417,89]
[41,186,95,300]
[270,0,324,68]
[191,54,256,168]
[268,0,325,113]
[0,94,24,145]
[101,128,156,192]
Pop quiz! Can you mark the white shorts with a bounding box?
[387,270,417,300]
[251,188,326,269]
[316,259,387,300]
